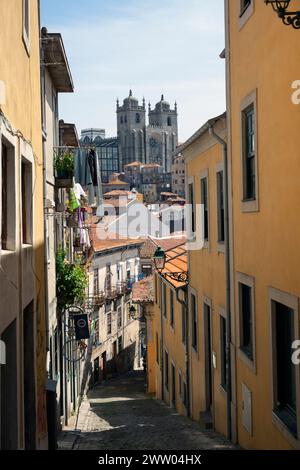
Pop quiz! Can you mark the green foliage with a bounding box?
[54,150,75,178]
[56,249,88,309]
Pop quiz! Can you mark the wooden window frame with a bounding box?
[200,169,209,249]
[240,89,259,213]
[237,272,257,373]
[269,287,300,447]
[239,0,255,30]
[22,0,30,56]
[216,163,225,250]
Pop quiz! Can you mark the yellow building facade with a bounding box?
[182,115,228,436]
[153,245,189,418]
[225,0,300,449]
[0,1,47,449]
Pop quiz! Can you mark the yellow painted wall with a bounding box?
[226,0,300,450]
[145,304,156,394]
[184,119,228,437]
[153,274,188,417]
[0,0,47,447]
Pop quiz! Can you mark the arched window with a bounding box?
[167,116,172,126]
[136,113,140,123]
[120,116,123,124]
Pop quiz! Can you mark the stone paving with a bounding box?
[59,371,235,451]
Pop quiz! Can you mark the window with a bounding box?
[201,176,209,241]
[23,0,30,54]
[94,318,100,347]
[170,290,174,327]
[107,312,112,336]
[239,283,254,361]
[118,335,123,354]
[181,304,186,345]
[167,117,172,126]
[240,0,251,15]
[273,301,297,436]
[220,316,227,391]
[136,113,140,124]
[94,269,99,295]
[191,293,198,351]
[217,170,225,243]
[117,306,122,329]
[188,181,195,235]
[105,264,112,292]
[1,143,8,250]
[243,105,256,200]
[1,141,15,251]
[179,371,182,399]
[165,351,169,390]
[156,333,159,364]
[162,283,167,318]
[183,382,188,408]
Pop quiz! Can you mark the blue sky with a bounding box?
[41,0,225,142]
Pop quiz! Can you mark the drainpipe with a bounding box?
[40,30,50,354]
[208,123,232,441]
[160,278,164,401]
[176,287,190,418]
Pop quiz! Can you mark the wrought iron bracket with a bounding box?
[265,1,300,29]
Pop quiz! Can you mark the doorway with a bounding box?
[101,351,107,381]
[93,357,100,385]
[204,302,213,413]
[1,320,18,449]
[171,363,176,408]
[23,301,36,450]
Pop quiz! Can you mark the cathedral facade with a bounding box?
[117,91,178,173]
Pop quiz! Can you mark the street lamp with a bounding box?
[265,1,300,29]
[153,246,166,271]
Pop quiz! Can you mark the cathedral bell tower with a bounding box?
[117,90,146,169]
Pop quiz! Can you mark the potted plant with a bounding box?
[56,249,88,309]
[54,150,75,188]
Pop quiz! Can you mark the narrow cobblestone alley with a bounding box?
[59,371,235,451]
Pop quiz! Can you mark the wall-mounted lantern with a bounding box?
[265,1,300,29]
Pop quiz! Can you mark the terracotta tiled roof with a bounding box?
[89,226,143,253]
[124,161,142,167]
[140,236,187,259]
[104,190,131,197]
[132,276,154,303]
[105,180,129,186]
[160,192,178,197]
[87,215,143,253]
[142,163,160,169]
[161,244,188,289]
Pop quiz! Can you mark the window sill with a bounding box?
[272,412,300,449]
[238,1,255,31]
[237,348,256,374]
[241,198,259,213]
[217,242,225,254]
[203,240,210,250]
[22,32,31,57]
[1,248,16,255]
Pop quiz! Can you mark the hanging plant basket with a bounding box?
[67,218,79,228]
[54,150,75,188]
[55,177,73,188]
